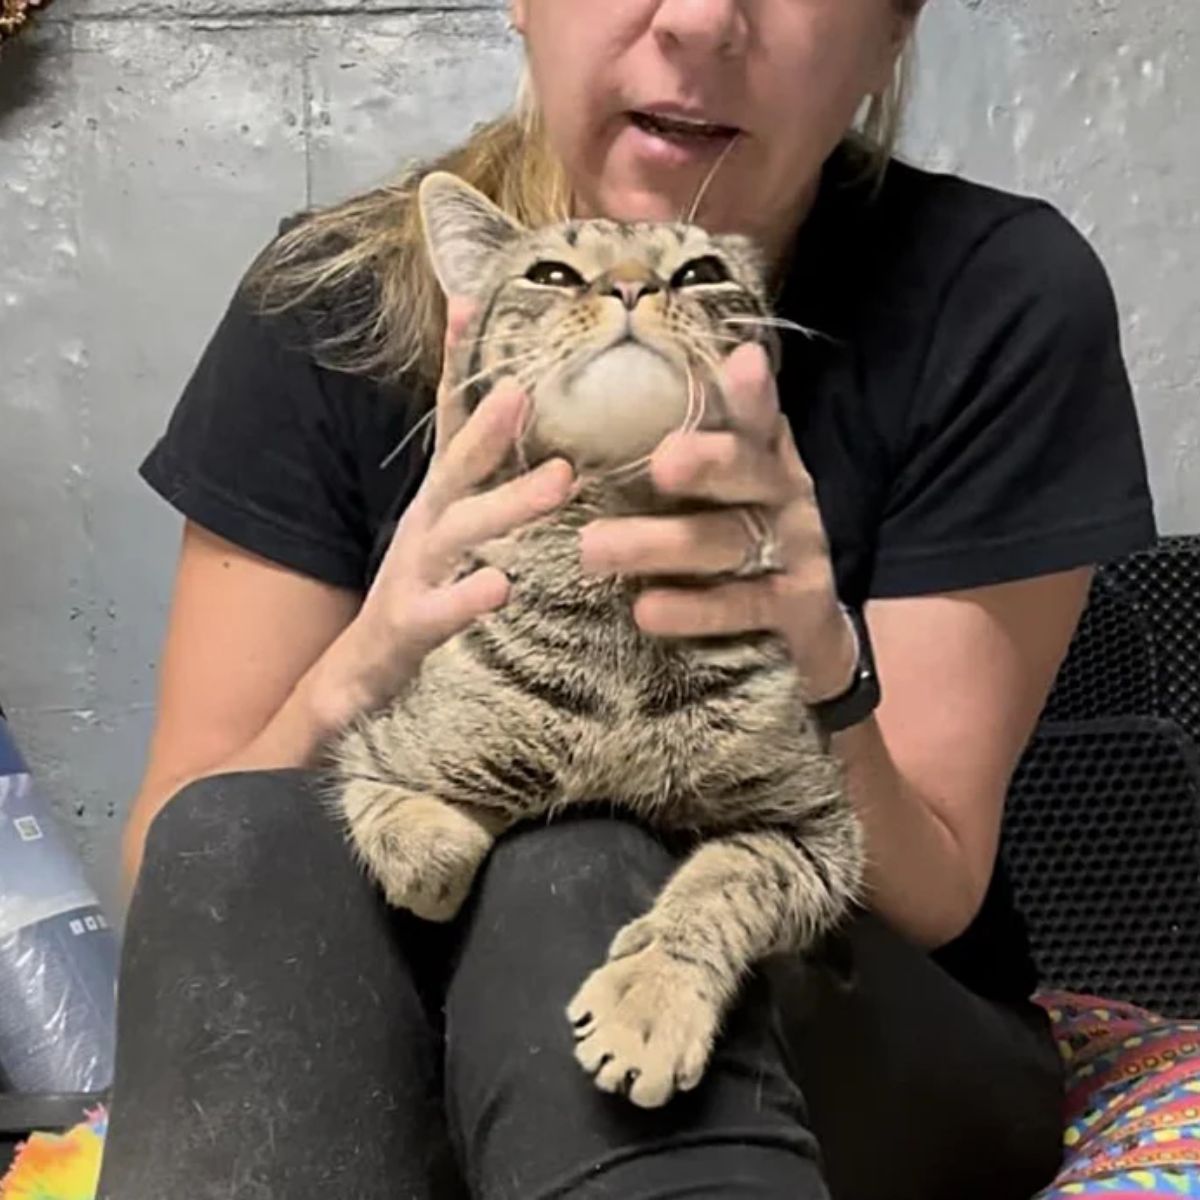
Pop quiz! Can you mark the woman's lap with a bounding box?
[446,810,823,1198]
[98,769,1062,1200]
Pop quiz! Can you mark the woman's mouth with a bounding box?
[623,110,743,173]
[628,111,741,144]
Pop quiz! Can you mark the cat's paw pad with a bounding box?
[567,940,721,1109]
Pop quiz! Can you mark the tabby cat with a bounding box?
[332,171,863,1109]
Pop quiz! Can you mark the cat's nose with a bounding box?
[606,279,662,310]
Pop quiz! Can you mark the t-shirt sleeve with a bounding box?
[869,203,1157,598]
[140,282,370,591]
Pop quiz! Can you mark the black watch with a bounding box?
[809,605,881,737]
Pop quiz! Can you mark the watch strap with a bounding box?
[809,604,881,736]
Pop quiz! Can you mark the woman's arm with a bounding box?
[125,355,573,896]
[122,522,361,889]
[840,567,1091,948]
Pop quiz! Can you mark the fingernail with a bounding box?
[651,446,692,493]
[578,528,598,569]
[446,296,475,333]
[486,380,525,425]
[517,391,534,430]
[527,459,569,506]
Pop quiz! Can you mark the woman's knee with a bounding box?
[448,816,681,1031]
[139,768,345,894]
[479,813,678,921]
[146,768,316,855]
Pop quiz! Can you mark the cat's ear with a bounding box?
[418,171,525,299]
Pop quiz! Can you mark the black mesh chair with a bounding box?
[1004,535,1200,1017]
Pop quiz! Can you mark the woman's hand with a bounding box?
[579,342,857,702]
[312,300,575,724]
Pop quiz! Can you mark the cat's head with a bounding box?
[418,171,780,475]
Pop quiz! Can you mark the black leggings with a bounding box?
[97,770,1063,1200]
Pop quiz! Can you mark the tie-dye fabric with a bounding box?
[1036,991,1200,1197]
[3,994,1199,1198]
[0,1110,104,1200]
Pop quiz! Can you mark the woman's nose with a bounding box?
[650,0,749,59]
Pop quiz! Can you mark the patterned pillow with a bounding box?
[1037,991,1200,1196]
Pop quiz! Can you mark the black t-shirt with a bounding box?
[141,148,1157,1003]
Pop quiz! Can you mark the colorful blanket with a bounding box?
[1,1110,104,1200]
[1038,991,1200,1197]
[3,993,1198,1198]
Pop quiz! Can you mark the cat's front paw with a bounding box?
[374,847,476,923]
[566,936,722,1109]
[348,793,493,922]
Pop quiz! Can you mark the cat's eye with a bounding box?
[524,260,586,288]
[670,256,731,288]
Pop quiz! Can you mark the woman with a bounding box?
[99,1,1156,1198]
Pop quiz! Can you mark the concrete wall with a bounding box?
[1,0,1196,912]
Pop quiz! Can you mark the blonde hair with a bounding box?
[854,40,915,176]
[246,41,914,391]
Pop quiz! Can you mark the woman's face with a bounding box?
[511,0,914,250]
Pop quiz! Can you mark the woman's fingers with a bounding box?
[774,485,833,567]
[409,566,512,651]
[651,429,799,507]
[424,457,574,581]
[717,341,783,445]
[648,341,818,514]
[633,577,780,639]
[434,297,477,455]
[581,509,760,577]
[424,378,530,512]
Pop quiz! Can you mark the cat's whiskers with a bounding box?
[452,348,544,398]
[722,314,830,343]
[379,406,436,470]
[672,323,736,367]
[468,329,545,351]
[682,132,742,227]
[688,330,750,357]
[380,341,545,470]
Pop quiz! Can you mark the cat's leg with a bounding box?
[340,778,511,922]
[333,669,556,921]
[567,814,862,1108]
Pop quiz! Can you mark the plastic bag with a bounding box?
[0,712,117,1095]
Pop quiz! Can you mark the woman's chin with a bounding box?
[581,134,749,229]
[585,192,676,227]
[584,165,704,226]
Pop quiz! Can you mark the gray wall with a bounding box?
[1,0,1196,914]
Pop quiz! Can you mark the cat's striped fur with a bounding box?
[332,172,863,1109]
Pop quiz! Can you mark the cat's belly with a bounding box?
[550,670,822,831]
[401,577,831,832]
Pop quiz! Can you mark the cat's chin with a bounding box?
[529,342,703,473]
